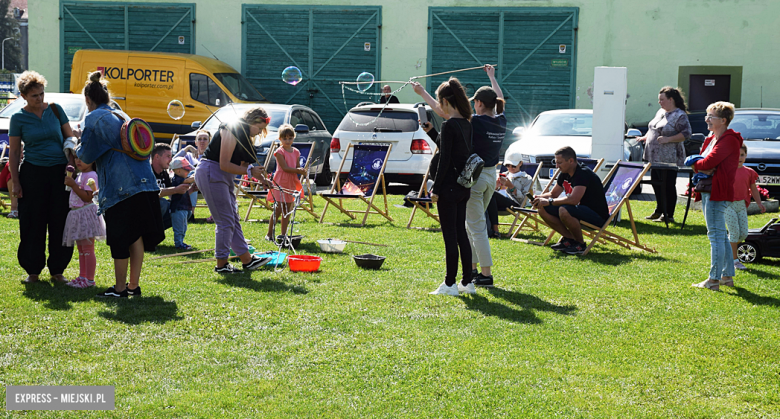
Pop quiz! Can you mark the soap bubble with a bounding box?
[167,99,185,120]
[356,72,374,92]
[282,66,303,86]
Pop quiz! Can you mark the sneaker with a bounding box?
[66,277,90,289]
[734,260,747,270]
[429,281,460,296]
[242,255,271,271]
[7,210,18,219]
[127,285,142,296]
[472,273,494,288]
[97,286,128,298]
[551,238,573,251]
[214,263,242,274]
[562,242,586,255]
[644,211,662,220]
[85,280,95,288]
[458,281,476,295]
[175,243,193,250]
[206,215,215,223]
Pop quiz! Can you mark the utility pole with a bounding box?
[2,37,14,71]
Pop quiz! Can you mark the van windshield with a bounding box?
[214,73,266,102]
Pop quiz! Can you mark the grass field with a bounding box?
[1,197,779,418]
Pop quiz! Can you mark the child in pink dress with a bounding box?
[267,124,305,241]
[63,157,106,288]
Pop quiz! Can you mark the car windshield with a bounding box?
[528,113,592,136]
[0,96,84,121]
[214,73,266,102]
[201,107,287,134]
[337,111,419,132]
[728,113,780,140]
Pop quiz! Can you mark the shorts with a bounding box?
[545,204,605,227]
[104,191,165,259]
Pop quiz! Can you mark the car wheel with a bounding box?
[314,153,332,186]
[737,242,761,263]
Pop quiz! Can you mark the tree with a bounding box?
[0,0,21,72]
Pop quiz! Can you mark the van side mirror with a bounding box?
[191,121,201,129]
[294,124,310,134]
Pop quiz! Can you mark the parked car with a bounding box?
[728,109,780,196]
[737,217,780,263]
[181,103,333,185]
[0,93,123,145]
[329,103,444,188]
[505,109,643,181]
[631,111,708,157]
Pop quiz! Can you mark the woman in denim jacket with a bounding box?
[77,71,164,298]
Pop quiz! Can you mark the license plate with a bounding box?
[358,142,391,147]
[758,175,780,185]
[549,168,556,178]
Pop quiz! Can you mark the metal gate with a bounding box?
[428,7,578,128]
[60,1,195,90]
[242,5,381,132]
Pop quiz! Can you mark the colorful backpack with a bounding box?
[111,111,155,161]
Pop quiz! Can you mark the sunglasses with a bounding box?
[505,164,517,168]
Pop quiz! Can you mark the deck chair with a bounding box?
[0,144,10,210]
[494,162,542,236]
[319,144,393,226]
[241,142,278,221]
[510,158,603,241]
[405,163,439,230]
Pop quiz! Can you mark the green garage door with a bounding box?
[60,1,195,91]
[243,5,381,132]
[428,7,578,128]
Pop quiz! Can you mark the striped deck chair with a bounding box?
[319,144,393,226]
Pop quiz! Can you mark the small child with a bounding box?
[728,144,766,272]
[267,124,305,241]
[0,159,18,218]
[63,157,106,288]
[170,157,196,250]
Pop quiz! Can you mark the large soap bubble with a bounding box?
[167,99,185,120]
[282,66,303,86]
[356,72,374,92]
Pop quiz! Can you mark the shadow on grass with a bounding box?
[731,287,780,308]
[743,260,780,278]
[216,274,308,294]
[633,219,709,236]
[462,288,577,324]
[98,296,183,324]
[22,282,95,311]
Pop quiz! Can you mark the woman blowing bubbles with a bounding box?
[412,77,476,296]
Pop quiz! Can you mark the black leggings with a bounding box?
[436,186,472,286]
[651,168,678,217]
[486,192,518,228]
[17,162,73,276]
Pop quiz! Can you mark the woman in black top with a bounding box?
[412,77,475,296]
[194,106,272,273]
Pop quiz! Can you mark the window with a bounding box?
[289,110,304,128]
[214,73,266,102]
[190,74,228,107]
[302,112,318,131]
[337,111,419,133]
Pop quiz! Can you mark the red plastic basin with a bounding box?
[288,255,322,272]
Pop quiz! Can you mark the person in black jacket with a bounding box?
[412,77,476,296]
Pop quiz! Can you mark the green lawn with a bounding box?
[1,198,779,418]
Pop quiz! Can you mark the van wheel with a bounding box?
[315,156,332,186]
[737,242,760,263]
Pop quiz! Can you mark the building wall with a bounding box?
[31,0,780,125]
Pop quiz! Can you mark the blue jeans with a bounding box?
[159,197,172,230]
[701,193,735,280]
[171,210,191,247]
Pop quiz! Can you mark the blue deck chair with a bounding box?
[319,144,393,226]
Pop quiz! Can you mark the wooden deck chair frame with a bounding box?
[293,142,318,219]
[242,142,279,221]
[405,163,440,230]
[319,143,393,226]
[510,158,603,241]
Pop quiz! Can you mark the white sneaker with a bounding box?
[429,282,459,296]
[458,282,476,295]
[734,260,747,270]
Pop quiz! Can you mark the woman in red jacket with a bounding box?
[692,102,742,291]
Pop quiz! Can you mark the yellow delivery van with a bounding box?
[69,50,268,140]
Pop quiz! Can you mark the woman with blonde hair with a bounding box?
[9,70,76,284]
[195,106,272,273]
[691,101,742,291]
